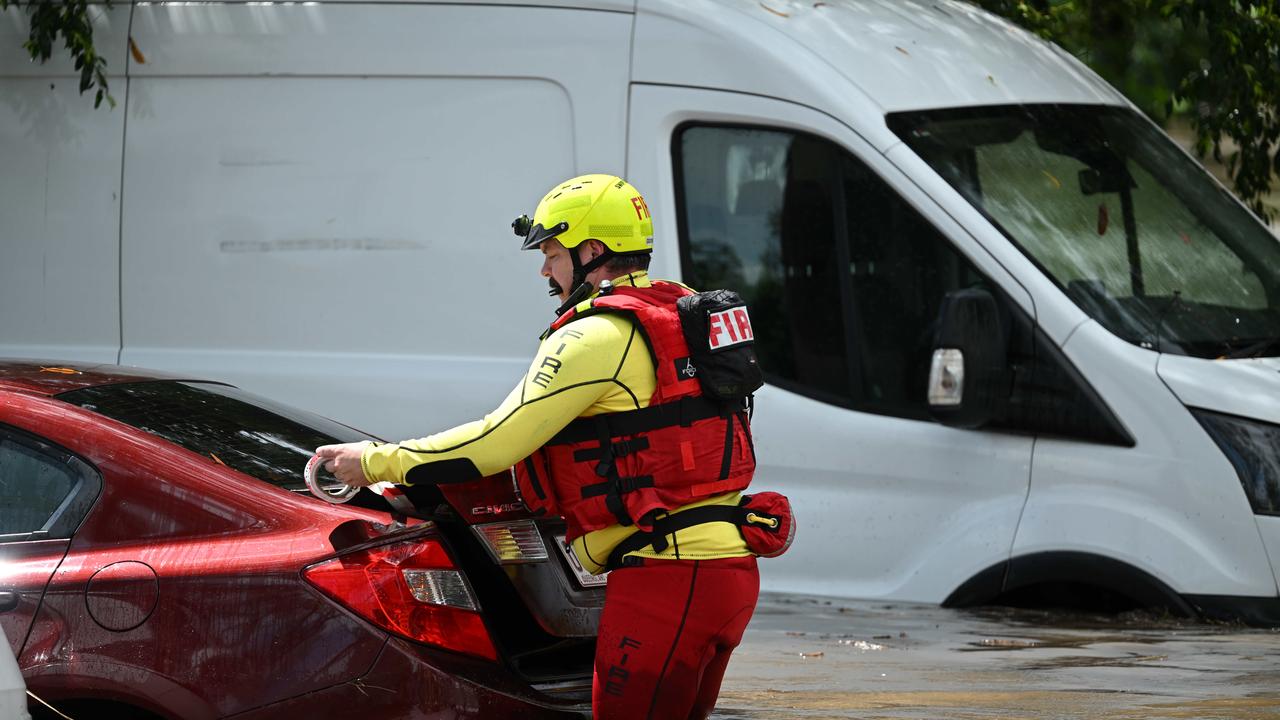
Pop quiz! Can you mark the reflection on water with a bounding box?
[715,593,1280,719]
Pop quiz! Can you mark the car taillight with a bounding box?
[303,535,497,661]
[472,520,549,564]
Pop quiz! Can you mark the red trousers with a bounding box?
[592,556,759,720]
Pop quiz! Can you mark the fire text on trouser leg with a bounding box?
[604,636,643,697]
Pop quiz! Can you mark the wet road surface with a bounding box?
[714,594,1280,719]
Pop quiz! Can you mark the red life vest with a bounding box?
[513,281,756,541]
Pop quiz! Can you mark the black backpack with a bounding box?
[676,289,764,402]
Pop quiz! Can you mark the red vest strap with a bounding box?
[548,282,700,403]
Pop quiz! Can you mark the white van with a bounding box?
[0,625,29,720]
[4,0,1279,623]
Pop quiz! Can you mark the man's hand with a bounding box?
[315,442,375,488]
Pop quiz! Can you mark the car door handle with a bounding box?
[0,591,18,613]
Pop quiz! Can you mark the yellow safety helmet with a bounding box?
[513,174,654,254]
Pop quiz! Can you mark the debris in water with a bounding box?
[799,651,825,658]
[838,640,885,651]
[977,638,1042,649]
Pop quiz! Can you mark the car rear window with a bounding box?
[57,381,375,489]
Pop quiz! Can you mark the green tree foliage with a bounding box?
[974,0,1280,219]
[0,0,113,108]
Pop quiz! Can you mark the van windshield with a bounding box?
[888,104,1280,359]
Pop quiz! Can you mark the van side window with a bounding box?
[676,126,852,404]
[675,124,987,417]
[840,154,994,418]
[675,123,1131,443]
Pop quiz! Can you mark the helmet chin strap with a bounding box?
[555,245,614,316]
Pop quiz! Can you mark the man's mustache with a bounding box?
[548,278,564,296]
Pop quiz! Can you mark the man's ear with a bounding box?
[585,239,607,261]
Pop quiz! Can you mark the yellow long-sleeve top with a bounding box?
[361,271,750,573]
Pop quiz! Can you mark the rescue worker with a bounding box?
[316,174,766,720]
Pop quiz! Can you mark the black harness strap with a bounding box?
[522,456,547,501]
[740,410,756,463]
[590,415,635,527]
[572,436,650,462]
[718,412,735,480]
[607,506,739,570]
[546,396,730,446]
[604,501,780,570]
[581,475,654,499]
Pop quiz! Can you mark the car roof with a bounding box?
[0,359,212,396]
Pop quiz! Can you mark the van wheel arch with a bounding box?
[943,551,1197,618]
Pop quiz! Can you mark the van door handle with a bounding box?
[0,591,18,612]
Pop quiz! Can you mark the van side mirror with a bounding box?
[927,288,1008,429]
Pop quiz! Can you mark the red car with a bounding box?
[0,361,602,719]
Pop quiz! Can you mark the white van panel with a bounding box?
[752,386,1034,601]
[115,2,632,435]
[128,3,631,178]
[1256,517,1280,596]
[734,0,1124,113]
[1157,354,1280,426]
[0,627,28,720]
[119,76,573,434]
[299,0,634,9]
[0,6,130,365]
[128,3,626,77]
[634,0,1125,137]
[121,76,568,355]
[1015,320,1276,596]
[633,0,898,152]
[629,84,1036,602]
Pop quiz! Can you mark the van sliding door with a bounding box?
[627,84,1037,603]
[117,2,633,440]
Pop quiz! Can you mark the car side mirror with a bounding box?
[927,288,1008,429]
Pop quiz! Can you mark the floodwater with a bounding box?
[714,594,1280,719]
